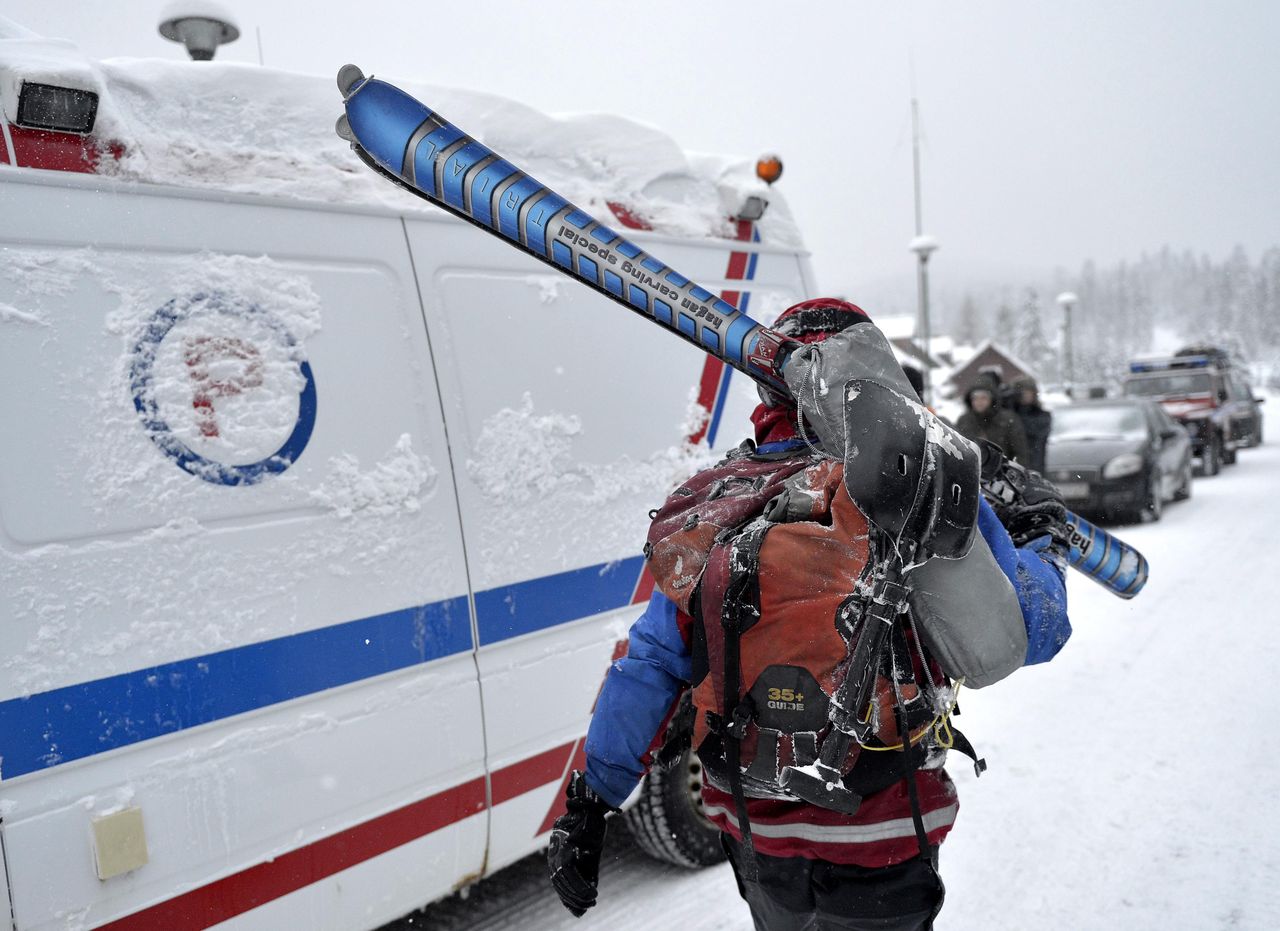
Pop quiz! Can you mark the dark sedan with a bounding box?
[1045,399,1193,523]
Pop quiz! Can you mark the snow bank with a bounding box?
[0,31,801,246]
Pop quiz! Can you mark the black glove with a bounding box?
[978,441,1070,550]
[547,771,616,918]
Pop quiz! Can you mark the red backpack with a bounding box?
[645,442,953,806]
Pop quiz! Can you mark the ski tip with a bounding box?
[335,114,354,143]
[336,64,365,97]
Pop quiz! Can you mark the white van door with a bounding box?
[404,211,811,875]
[0,176,484,930]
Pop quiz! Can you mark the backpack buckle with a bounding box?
[725,698,755,740]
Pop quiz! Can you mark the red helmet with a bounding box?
[752,298,874,445]
[772,298,872,343]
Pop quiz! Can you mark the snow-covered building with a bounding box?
[947,339,1040,396]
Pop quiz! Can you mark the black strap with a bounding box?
[892,654,933,860]
[719,522,770,883]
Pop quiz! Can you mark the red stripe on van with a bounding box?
[491,741,577,807]
[535,738,590,836]
[685,219,757,446]
[686,356,727,447]
[630,563,657,604]
[97,741,579,930]
[96,777,487,931]
[533,637,630,836]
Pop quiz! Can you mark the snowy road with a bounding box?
[388,432,1280,931]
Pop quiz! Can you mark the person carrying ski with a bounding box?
[1010,377,1052,475]
[955,382,1030,466]
[547,299,1072,931]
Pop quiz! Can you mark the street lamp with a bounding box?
[1056,291,1079,397]
[909,234,939,406]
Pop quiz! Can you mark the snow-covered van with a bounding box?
[0,22,815,931]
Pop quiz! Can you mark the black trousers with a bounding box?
[721,835,945,931]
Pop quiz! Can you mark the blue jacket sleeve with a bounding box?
[976,498,1071,666]
[583,590,692,808]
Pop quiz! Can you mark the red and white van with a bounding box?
[0,21,816,931]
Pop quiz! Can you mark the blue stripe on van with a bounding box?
[0,598,470,781]
[474,555,645,646]
[0,557,645,780]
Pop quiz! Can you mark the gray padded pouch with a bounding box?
[906,535,1028,688]
[782,321,1027,688]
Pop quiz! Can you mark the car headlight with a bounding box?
[1102,452,1144,479]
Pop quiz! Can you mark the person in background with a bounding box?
[1011,377,1052,474]
[902,364,929,408]
[956,383,1029,466]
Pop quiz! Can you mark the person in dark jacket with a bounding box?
[955,384,1030,466]
[1011,377,1052,474]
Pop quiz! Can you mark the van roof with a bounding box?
[0,27,802,247]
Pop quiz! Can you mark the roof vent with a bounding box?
[158,2,240,61]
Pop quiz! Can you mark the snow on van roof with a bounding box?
[0,29,801,246]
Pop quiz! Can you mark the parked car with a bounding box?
[1121,351,1263,474]
[1224,368,1266,447]
[1045,399,1193,523]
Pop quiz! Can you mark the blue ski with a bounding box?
[334,66,1148,600]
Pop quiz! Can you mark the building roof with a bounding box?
[947,338,1039,383]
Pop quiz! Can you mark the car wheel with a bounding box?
[1173,459,1193,501]
[1141,474,1164,523]
[1201,433,1222,477]
[624,748,725,868]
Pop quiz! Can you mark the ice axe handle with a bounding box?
[779,575,906,814]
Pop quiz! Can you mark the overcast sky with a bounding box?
[8,1,1279,312]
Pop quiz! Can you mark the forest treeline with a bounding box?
[947,245,1280,387]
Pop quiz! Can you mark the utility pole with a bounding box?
[909,98,938,407]
[912,99,924,237]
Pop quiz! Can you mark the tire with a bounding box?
[1139,473,1163,523]
[624,749,725,868]
[1200,433,1222,477]
[1173,459,1193,501]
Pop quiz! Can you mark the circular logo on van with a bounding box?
[129,292,317,485]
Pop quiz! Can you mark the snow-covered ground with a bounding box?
[388,403,1279,931]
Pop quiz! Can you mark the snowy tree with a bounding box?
[993,303,1017,343]
[955,294,982,345]
[1013,288,1056,381]
[939,244,1280,386]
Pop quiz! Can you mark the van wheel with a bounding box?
[624,750,725,868]
[1173,460,1193,501]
